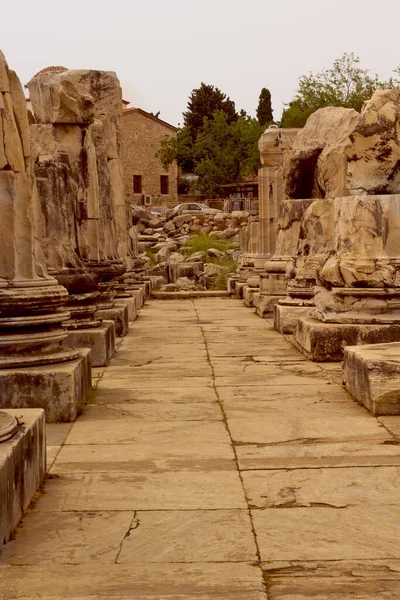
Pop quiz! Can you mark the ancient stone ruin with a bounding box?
[0,52,150,547]
[2,46,400,592]
[232,88,400,416]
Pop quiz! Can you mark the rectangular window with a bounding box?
[160,175,169,195]
[133,175,142,194]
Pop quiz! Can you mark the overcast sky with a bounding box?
[2,0,399,126]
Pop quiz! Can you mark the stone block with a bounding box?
[243,286,257,308]
[253,295,285,318]
[0,350,92,422]
[260,273,287,296]
[116,296,137,322]
[169,262,204,284]
[128,288,144,309]
[235,282,246,299]
[96,304,129,337]
[0,409,46,550]
[226,277,239,295]
[62,321,115,367]
[344,343,400,415]
[274,303,314,334]
[294,317,400,362]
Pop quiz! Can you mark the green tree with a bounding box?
[183,82,237,139]
[156,85,266,197]
[256,88,273,126]
[281,53,400,128]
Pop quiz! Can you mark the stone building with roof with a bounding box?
[122,107,178,208]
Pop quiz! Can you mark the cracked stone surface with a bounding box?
[1,298,400,598]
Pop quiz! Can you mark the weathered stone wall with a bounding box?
[122,109,178,207]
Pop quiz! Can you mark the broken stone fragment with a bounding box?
[28,70,95,124]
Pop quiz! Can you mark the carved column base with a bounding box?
[344,342,400,416]
[0,349,92,422]
[0,281,78,368]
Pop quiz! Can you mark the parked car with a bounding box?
[168,202,224,217]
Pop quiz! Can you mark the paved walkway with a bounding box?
[1,298,400,599]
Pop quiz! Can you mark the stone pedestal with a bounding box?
[96,304,129,337]
[0,409,46,551]
[227,276,240,295]
[254,266,288,317]
[118,295,137,322]
[293,317,400,362]
[294,195,400,360]
[343,343,400,415]
[127,287,144,310]
[243,285,258,308]
[63,320,115,367]
[0,349,92,422]
[274,299,314,334]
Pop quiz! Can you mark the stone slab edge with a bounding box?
[0,408,46,550]
[151,291,231,300]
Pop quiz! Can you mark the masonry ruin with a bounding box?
[0,52,150,547]
[232,89,400,416]
[2,45,400,566]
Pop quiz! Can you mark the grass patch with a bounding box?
[207,257,237,291]
[77,387,98,417]
[145,249,157,266]
[183,235,234,256]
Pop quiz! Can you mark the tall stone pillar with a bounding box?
[0,53,91,422]
[252,128,300,316]
[254,129,299,268]
[28,68,132,339]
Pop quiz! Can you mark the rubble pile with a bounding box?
[133,208,256,291]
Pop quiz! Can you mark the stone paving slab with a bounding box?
[243,465,400,508]
[64,420,230,445]
[94,384,217,404]
[35,472,247,511]
[117,509,257,563]
[3,298,400,599]
[252,506,400,561]
[0,563,267,599]
[212,357,326,379]
[263,561,400,600]
[99,374,214,387]
[379,416,400,436]
[237,440,400,470]
[102,362,212,377]
[224,400,388,444]
[83,401,222,421]
[217,383,351,403]
[50,443,236,473]
[0,511,133,564]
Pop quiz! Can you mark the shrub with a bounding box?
[145,249,157,266]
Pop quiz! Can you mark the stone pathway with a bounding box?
[1,298,400,598]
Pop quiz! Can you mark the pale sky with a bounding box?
[2,0,399,126]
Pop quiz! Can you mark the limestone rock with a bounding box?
[347,89,400,195]
[189,251,206,262]
[169,252,185,264]
[204,263,225,277]
[164,221,176,233]
[284,107,360,199]
[28,70,95,124]
[173,214,192,228]
[156,246,171,263]
[207,248,225,259]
